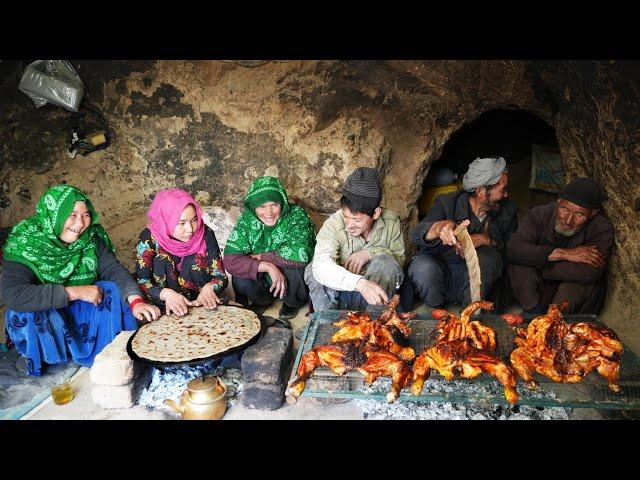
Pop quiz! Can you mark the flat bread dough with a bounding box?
[131,305,261,362]
[454,222,482,302]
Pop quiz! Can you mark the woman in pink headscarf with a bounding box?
[135,189,228,317]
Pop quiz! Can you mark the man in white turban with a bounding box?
[462,157,508,194]
[404,157,518,309]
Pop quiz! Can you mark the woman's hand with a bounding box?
[65,285,103,305]
[258,261,287,299]
[194,283,223,309]
[133,302,161,323]
[160,288,193,316]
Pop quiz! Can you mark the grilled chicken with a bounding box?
[287,340,370,398]
[411,339,519,404]
[331,312,374,343]
[358,349,413,403]
[369,321,416,362]
[434,301,496,352]
[376,294,401,323]
[411,301,519,404]
[510,303,624,392]
[330,295,416,361]
[288,295,416,402]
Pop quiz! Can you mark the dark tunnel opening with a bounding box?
[418,109,562,220]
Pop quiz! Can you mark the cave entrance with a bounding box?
[418,109,562,220]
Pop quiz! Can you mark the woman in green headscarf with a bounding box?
[224,176,315,321]
[0,184,160,376]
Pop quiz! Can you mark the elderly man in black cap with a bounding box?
[406,157,518,308]
[506,177,614,314]
[305,166,405,312]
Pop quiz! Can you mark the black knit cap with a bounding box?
[559,177,603,209]
[342,167,382,211]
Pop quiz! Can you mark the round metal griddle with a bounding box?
[126,306,267,370]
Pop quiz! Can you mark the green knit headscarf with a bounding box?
[3,184,114,285]
[225,176,315,263]
[243,176,290,216]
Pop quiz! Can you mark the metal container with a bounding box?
[164,376,227,420]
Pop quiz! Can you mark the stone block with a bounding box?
[91,367,152,409]
[91,383,136,409]
[241,327,292,384]
[241,381,286,410]
[201,206,242,252]
[90,330,142,386]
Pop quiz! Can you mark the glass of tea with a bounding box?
[51,382,74,405]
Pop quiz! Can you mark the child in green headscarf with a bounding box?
[224,176,315,321]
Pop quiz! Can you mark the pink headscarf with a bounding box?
[147,189,206,268]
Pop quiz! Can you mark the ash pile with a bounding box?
[354,378,570,420]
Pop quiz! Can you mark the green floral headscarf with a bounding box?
[224,176,315,263]
[3,184,114,286]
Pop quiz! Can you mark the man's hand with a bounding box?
[355,278,389,306]
[194,283,223,309]
[428,219,470,257]
[430,219,458,246]
[160,288,193,316]
[343,250,372,275]
[250,253,262,260]
[548,246,605,268]
[132,302,161,322]
[65,285,103,305]
[470,233,492,249]
[259,261,287,299]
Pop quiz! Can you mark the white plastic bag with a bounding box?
[18,60,85,112]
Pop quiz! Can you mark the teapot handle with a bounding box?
[164,398,184,415]
[214,376,226,393]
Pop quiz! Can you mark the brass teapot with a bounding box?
[164,376,227,420]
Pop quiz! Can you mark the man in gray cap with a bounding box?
[406,157,517,308]
[305,166,405,312]
[507,177,614,314]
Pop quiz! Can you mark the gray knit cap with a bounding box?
[463,157,507,192]
[342,167,382,211]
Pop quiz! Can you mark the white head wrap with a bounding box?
[462,157,507,192]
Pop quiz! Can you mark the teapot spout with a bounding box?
[164,398,184,415]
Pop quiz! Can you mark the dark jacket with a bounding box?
[0,237,141,312]
[411,190,518,263]
[506,202,614,285]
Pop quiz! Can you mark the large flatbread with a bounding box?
[454,222,482,302]
[131,305,261,363]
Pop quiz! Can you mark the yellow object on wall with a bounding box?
[88,132,107,146]
[418,183,460,216]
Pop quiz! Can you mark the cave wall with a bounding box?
[551,61,640,354]
[1,59,638,352]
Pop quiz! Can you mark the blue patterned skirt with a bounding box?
[5,281,138,376]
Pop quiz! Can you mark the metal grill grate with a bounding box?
[292,310,640,409]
